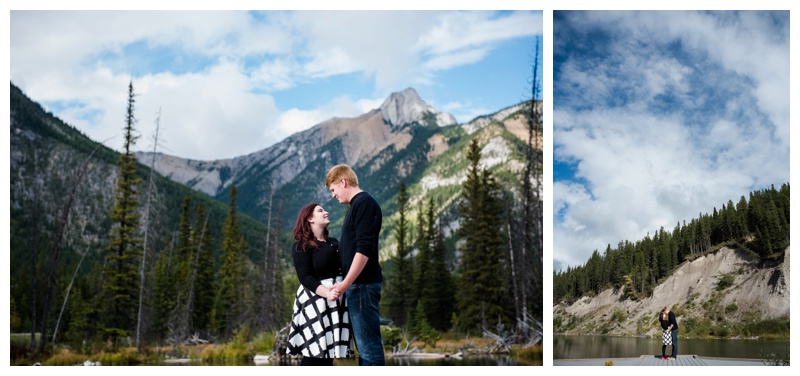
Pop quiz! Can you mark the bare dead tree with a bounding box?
[518,37,543,339]
[137,108,163,352]
[176,212,210,342]
[38,138,110,354]
[530,37,544,327]
[52,244,89,344]
[506,211,521,324]
[261,181,276,328]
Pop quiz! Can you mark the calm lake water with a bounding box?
[554,334,789,360]
[155,355,540,366]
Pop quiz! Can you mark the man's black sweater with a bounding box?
[339,191,383,284]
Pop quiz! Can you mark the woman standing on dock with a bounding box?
[286,203,352,365]
[659,307,679,360]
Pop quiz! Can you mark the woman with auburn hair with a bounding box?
[286,203,351,365]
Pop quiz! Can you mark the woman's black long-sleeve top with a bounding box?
[291,238,341,293]
[659,311,678,330]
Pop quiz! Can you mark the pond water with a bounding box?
[554,334,789,360]
[154,354,540,366]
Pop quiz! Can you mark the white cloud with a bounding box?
[11,10,541,160]
[134,62,282,160]
[554,105,784,269]
[555,11,789,271]
[251,58,301,91]
[273,95,384,139]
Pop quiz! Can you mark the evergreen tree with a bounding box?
[100,81,142,339]
[427,204,455,331]
[412,199,431,324]
[177,197,193,289]
[152,242,177,339]
[553,184,790,304]
[456,138,510,333]
[212,186,247,338]
[413,197,455,332]
[384,181,413,327]
[410,300,437,347]
[192,203,214,335]
[171,196,194,339]
[410,198,428,315]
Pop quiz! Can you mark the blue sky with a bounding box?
[10,9,542,160]
[553,10,790,272]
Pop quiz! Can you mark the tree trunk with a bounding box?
[137,109,161,352]
[52,245,88,344]
[38,140,107,354]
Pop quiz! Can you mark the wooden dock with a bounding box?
[554,355,766,366]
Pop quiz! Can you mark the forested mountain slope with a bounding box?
[554,245,789,338]
[553,184,790,339]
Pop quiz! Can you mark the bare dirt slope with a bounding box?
[553,245,789,337]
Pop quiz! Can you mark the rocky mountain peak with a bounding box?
[379,87,456,130]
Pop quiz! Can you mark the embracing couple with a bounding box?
[286,164,385,366]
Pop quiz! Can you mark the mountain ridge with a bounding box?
[135,87,457,197]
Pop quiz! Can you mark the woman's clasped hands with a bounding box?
[326,287,341,301]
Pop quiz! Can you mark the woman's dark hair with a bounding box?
[292,202,328,252]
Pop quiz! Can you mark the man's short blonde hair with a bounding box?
[325,164,359,188]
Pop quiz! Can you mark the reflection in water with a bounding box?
[554,334,789,360]
[156,355,541,366]
[271,355,539,366]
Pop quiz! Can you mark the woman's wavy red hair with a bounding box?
[292,202,328,253]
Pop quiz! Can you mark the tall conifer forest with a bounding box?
[554,183,790,304]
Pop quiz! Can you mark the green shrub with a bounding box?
[741,319,789,338]
[710,324,730,338]
[716,272,735,291]
[612,309,625,323]
[382,326,403,350]
[725,303,738,314]
[251,331,276,354]
[683,316,713,337]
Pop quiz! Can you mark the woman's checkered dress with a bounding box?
[286,276,351,358]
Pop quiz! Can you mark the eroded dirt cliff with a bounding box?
[553,245,790,337]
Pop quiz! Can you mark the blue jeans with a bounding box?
[670,329,678,358]
[346,283,385,366]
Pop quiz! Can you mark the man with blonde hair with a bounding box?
[326,164,385,366]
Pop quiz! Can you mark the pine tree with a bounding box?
[171,196,194,340]
[412,199,431,324]
[417,198,445,331]
[384,181,412,327]
[212,186,247,338]
[427,204,455,331]
[456,138,510,333]
[100,80,143,339]
[192,203,214,335]
[152,242,177,339]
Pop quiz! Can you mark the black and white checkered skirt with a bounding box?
[286,276,351,358]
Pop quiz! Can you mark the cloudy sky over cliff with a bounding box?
[553,11,790,271]
[10,9,542,160]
